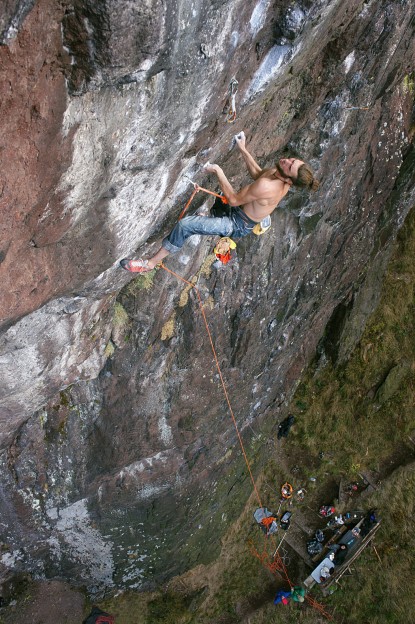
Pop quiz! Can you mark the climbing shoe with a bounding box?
[120,258,151,273]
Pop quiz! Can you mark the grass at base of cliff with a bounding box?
[287,206,415,481]
[98,591,152,624]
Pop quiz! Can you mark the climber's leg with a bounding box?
[120,215,233,272]
[162,215,234,252]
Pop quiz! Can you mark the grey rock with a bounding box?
[0,0,35,44]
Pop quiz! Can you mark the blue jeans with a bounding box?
[162,207,258,253]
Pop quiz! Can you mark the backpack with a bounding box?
[315,529,325,543]
[307,539,323,556]
[83,607,115,624]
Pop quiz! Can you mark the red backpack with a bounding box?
[83,607,115,624]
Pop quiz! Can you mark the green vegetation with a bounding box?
[113,302,130,328]
[107,301,131,350]
[98,592,151,624]
[104,340,115,358]
[125,268,158,296]
[403,73,415,96]
[147,591,193,624]
[288,206,415,480]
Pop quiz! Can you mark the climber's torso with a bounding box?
[241,169,291,222]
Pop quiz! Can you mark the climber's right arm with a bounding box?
[235,133,263,180]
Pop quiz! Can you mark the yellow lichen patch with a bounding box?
[199,254,216,278]
[216,448,233,465]
[203,295,215,311]
[104,340,115,358]
[179,285,192,308]
[161,313,176,340]
[178,256,216,307]
[403,73,415,95]
[178,276,197,307]
[39,410,48,429]
[113,302,129,328]
[126,268,157,296]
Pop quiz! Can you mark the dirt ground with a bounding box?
[0,580,86,624]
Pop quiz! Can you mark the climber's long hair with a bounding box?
[293,163,320,191]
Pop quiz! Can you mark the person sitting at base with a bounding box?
[291,586,306,603]
[120,132,320,273]
[274,589,291,605]
[333,543,348,566]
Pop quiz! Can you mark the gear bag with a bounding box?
[213,237,237,265]
[252,215,271,235]
[83,607,115,624]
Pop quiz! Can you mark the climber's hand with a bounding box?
[203,162,220,174]
[235,131,246,150]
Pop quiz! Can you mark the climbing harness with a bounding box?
[179,177,271,245]
[252,215,271,236]
[225,77,238,123]
[178,180,228,221]
[178,180,237,265]
[213,237,236,265]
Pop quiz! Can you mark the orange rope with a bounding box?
[160,262,262,509]
[194,185,228,202]
[250,537,333,620]
[178,184,228,221]
[178,188,199,221]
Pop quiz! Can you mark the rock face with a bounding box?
[0,0,414,595]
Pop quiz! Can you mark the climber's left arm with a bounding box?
[235,133,263,180]
[204,163,273,206]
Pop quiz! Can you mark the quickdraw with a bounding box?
[226,77,238,123]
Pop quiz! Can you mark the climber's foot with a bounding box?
[120,258,152,273]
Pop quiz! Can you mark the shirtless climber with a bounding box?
[120,132,319,273]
